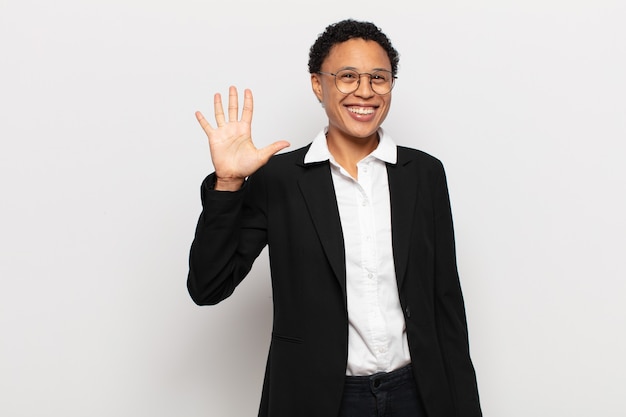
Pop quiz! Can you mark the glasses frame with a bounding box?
[317,69,397,95]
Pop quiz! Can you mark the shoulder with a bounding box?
[267,145,310,166]
[258,144,312,175]
[249,144,312,185]
[396,146,445,173]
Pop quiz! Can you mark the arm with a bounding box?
[187,86,289,304]
[187,172,267,305]
[432,163,482,416]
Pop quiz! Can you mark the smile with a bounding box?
[347,106,375,115]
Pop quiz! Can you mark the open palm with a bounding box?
[196,86,290,190]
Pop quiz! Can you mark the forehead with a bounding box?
[323,38,391,71]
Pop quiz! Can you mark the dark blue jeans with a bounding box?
[338,364,427,417]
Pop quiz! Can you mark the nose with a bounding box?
[354,74,375,98]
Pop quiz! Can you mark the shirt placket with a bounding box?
[357,160,390,368]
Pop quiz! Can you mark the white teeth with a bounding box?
[348,107,374,115]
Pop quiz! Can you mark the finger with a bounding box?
[257,140,291,163]
[228,86,239,122]
[241,88,254,124]
[195,111,214,134]
[214,93,226,127]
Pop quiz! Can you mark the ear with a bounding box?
[311,73,323,103]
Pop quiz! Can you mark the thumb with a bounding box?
[257,141,291,163]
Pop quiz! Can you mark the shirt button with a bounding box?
[368,273,374,279]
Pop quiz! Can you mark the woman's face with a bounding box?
[311,38,393,143]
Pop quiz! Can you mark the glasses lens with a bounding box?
[370,70,394,95]
[334,70,360,94]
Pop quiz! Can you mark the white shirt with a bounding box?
[304,128,411,376]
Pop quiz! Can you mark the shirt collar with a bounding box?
[304,127,397,165]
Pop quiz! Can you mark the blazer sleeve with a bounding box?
[432,162,482,416]
[187,172,268,305]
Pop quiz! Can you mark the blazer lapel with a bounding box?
[387,151,418,290]
[298,161,347,298]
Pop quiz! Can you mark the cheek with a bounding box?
[380,98,392,116]
[321,85,333,102]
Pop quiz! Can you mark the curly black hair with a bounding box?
[308,19,400,76]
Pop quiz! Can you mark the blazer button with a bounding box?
[405,306,411,318]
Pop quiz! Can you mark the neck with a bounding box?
[326,130,379,180]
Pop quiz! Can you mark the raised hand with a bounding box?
[196,86,290,190]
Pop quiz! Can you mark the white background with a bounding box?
[1,1,625,416]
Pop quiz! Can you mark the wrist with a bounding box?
[214,176,245,191]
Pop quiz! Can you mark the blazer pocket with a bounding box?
[272,332,304,344]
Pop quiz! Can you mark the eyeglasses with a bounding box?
[317,69,397,95]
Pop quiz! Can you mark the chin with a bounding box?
[348,126,380,139]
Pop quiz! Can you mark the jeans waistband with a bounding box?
[343,364,414,392]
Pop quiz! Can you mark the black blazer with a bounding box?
[188,145,482,417]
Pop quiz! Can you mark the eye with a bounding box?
[371,71,391,84]
[338,70,359,82]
